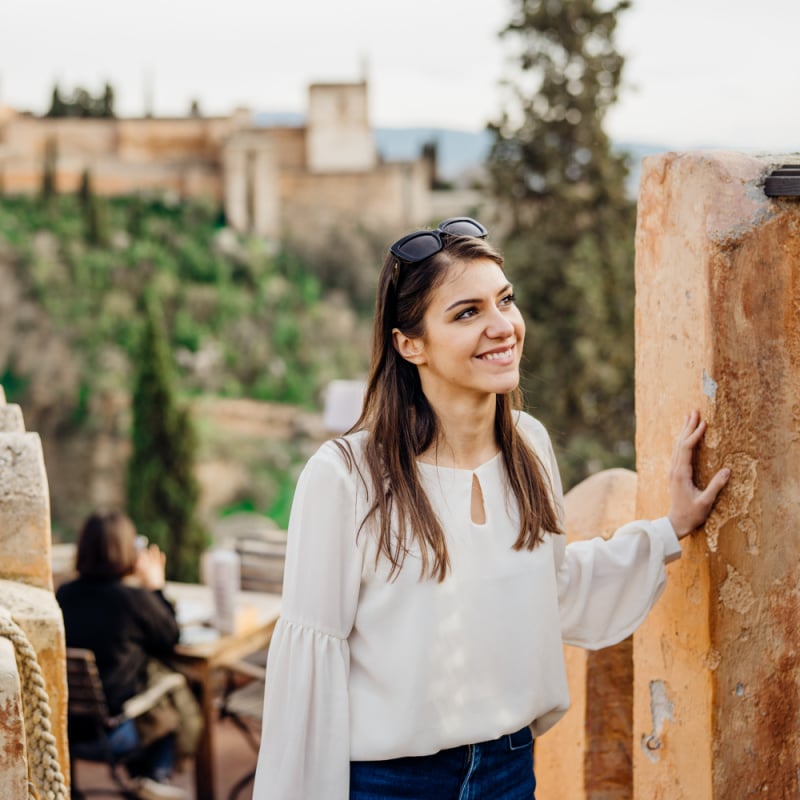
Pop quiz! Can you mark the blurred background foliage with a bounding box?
[489,0,636,483]
[0,192,370,407]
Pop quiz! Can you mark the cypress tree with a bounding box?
[79,168,109,247]
[126,294,207,581]
[100,83,115,118]
[489,0,636,487]
[41,137,58,202]
[45,84,66,118]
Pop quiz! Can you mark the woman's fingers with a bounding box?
[667,412,730,538]
[683,417,707,448]
[672,411,702,458]
[700,467,731,507]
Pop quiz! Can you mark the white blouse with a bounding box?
[253,412,680,800]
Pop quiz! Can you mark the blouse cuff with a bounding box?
[652,516,682,564]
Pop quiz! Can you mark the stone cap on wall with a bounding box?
[0,403,24,433]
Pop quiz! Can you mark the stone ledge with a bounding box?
[0,403,24,433]
[0,431,53,591]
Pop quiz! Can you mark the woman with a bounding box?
[253,218,729,799]
[57,510,198,800]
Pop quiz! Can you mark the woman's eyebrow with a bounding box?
[444,283,513,313]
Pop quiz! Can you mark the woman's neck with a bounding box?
[418,394,498,470]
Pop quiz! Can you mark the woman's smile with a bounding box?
[475,344,516,364]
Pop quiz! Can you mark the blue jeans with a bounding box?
[107,720,176,782]
[350,727,535,799]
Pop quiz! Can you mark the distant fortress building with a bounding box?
[0,81,483,243]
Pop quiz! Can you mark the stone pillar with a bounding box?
[633,151,800,799]
[0,390,69,789]
[0,637,27,799]
[0,390,55,591]
[222,132,279,238]
[536,468,637,800]
[223,141,248,233]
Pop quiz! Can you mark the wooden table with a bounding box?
[165,582,282,800]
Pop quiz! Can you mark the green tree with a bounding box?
[78,168,109,246]
[40,137,58,202]
[45,84,67,118]
[44,83,116,118]
[489,0,636,488]
[100,83,115,118]
[126,295,207,581]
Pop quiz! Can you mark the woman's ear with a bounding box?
[392,328,426,365]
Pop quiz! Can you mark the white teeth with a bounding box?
[480,348,512,361]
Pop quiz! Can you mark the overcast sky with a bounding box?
[2,0,798,152]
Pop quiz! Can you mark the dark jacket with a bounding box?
[57,577,180,716]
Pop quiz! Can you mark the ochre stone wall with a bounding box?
[633,151,800,799]
[536,468,637,800]
[280,160,433,237]
[0,82,442,242]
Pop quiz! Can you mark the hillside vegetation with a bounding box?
[0,193,371,535]
[0,194,370,408]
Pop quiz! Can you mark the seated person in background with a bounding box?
[57,509,201,800]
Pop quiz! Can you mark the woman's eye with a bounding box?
[500,293,516,306]
[455,307,478,320]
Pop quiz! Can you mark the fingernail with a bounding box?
[722,469,731,478]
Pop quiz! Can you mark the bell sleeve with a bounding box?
[536,421,682,651]
[253,442,363,800]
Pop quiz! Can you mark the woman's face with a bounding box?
[395,257,525,404]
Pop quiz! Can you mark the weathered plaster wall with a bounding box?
[634,151,800,799]
[536,468,637,800]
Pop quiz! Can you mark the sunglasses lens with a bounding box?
[390,231,443,264]
[437,217,488,238]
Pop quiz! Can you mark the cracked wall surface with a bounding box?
[634,151,800,799]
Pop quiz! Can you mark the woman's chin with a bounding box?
[490,374,521,395]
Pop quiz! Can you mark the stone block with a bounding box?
[0,403,25,433]
[0,431,54,591]
[0,579,69,793]
[0,637,27,800]
[536,468,637,800]
[634,151,800,799]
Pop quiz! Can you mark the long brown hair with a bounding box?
[341,233,561,582]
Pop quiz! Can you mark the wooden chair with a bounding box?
[234,531,287,595]
[66,647,185,799]
[217,529,282,798]
[219,655,268,800]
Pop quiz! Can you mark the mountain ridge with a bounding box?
[252,111,670,190]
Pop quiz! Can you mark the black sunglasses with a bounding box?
[389,217,489,265]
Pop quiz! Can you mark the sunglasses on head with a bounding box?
[389,217,489,265]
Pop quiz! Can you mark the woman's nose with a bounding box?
[486,307,515,338]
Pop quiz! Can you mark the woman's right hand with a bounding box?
[135,544,167,591]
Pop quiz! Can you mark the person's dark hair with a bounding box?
[75,509,138,579]
[340,233,562,582]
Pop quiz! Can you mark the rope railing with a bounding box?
[0,607,68,800]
